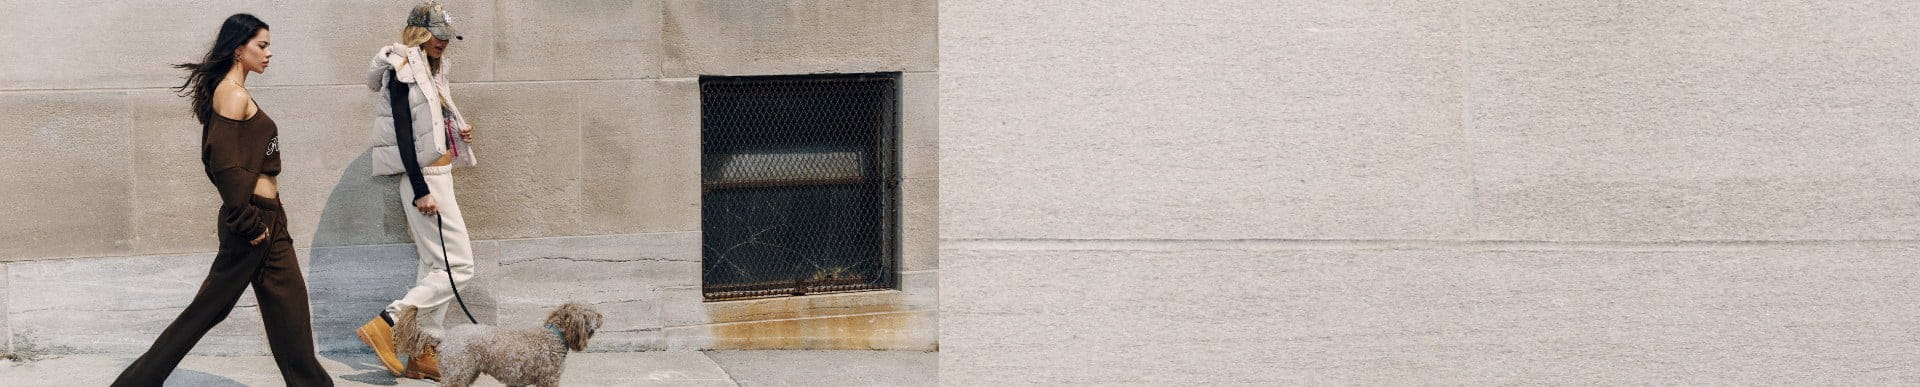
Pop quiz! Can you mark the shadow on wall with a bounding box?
[299,151,496,372]
[304,150,410,367]
[310,151,410,249]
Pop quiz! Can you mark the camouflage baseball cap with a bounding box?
[407,1,462,41]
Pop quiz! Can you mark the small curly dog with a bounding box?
[394,302,604,387]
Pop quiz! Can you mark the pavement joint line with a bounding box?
[701,350,743,386]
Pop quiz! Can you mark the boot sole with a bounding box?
[404,370,442,381]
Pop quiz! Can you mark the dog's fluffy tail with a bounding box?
[392,305,433,357]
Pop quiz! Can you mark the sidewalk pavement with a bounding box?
[0,350,936,386]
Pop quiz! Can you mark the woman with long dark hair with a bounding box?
[113,13,332,387]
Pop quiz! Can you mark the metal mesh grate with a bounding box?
[700,73,900,301]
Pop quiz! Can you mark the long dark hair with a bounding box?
[175,13,268,125]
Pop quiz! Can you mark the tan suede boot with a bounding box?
[403,344,442,381]
[355,313,405,377]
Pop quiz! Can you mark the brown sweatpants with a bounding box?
[113,196,332,386]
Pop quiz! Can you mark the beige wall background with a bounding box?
[940,1,1920,384]
[0,0,937,357]
[14,0,1920,382]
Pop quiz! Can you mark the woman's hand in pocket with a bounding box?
[250,226,271,246]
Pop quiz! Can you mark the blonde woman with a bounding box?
[355,1,477,381]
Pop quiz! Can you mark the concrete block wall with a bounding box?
[941,1,1920,384]
[0,0,936,356]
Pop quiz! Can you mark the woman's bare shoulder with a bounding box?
[212,82,255,121]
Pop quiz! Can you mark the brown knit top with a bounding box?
[201,105,281,240]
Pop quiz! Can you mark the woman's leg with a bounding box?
[377,167,473,381]
[250,201,333,386]
[360,167,473,375]
[386,167,474,339]
[113,215,273,386]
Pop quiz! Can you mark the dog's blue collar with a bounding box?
[546,324,567,346]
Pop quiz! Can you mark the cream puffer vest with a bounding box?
[367,43,476,176]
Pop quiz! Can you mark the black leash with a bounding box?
[438,214,478,324]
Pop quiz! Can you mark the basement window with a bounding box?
[699,73,901,301]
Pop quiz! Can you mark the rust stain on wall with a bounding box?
[710,311,915,350]
[705,291,915,349]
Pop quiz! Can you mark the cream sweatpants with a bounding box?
[388,165,475,338]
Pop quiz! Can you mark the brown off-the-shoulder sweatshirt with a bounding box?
[201,106,281,240]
